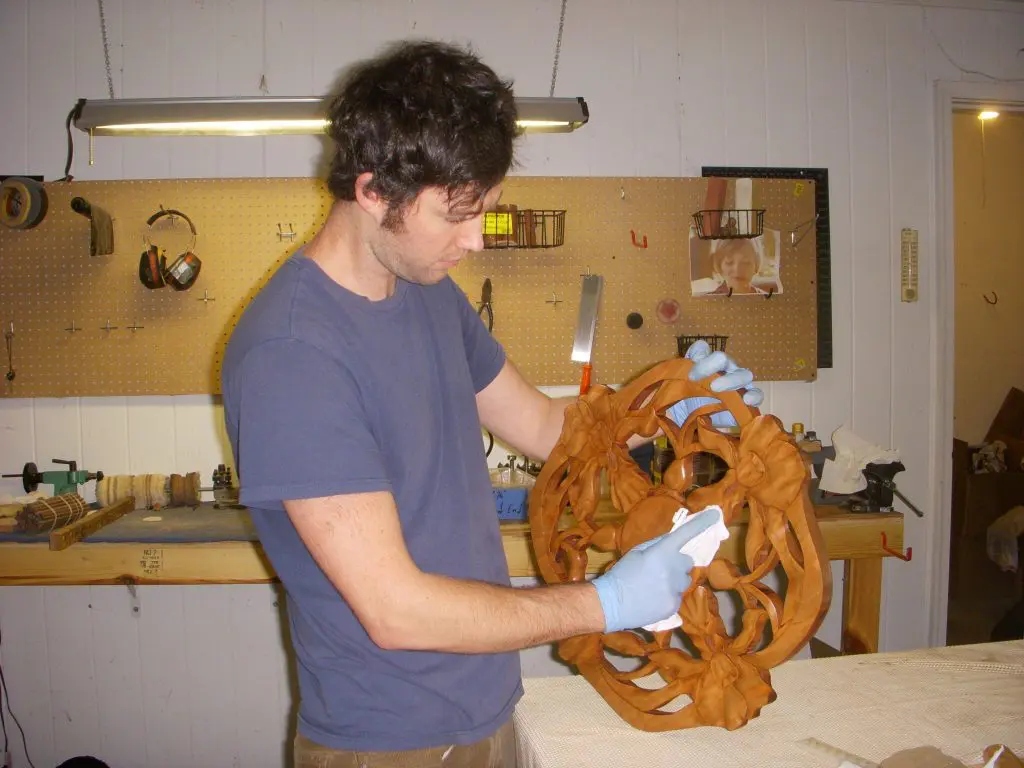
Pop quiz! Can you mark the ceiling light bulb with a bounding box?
[978,110,999,121]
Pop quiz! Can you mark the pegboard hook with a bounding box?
[630,230,648,249]
[277,223,296,241]
[789,215,818,247]
[159,204,178,225]
[881,532,911,562]
[983,291,998,305]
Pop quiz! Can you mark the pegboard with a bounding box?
[461,177,818,385]
[704,166,832,369]
[0,177,817,398]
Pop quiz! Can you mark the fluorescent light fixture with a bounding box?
[512,97,589,133]
[978,110,999,121]
[74,97,327,136]
[72,95,589,136]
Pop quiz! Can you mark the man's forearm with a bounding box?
[374,572,605,653]
[532,395,575,461]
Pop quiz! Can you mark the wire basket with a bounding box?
[692,209,764,239]
[483,207,565,249]
[676,334,729,356]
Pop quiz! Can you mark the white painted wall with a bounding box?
[1,0,1023,765]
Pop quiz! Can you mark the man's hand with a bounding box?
[591,509,720,632]
[666,340,764,428]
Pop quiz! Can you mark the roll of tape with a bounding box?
[0,176,48,230]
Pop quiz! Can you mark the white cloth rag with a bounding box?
[818,425,901,495]
[641,505,730,632]
[987,505,1024,573]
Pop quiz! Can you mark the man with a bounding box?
[222,39,762,767]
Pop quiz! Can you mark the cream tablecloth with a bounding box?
[514,641,1024,768]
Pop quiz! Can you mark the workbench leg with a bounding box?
[841,557,883,654]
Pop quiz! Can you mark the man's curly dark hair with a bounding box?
[324,39,519,230]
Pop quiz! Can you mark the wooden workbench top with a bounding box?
[0,503,903,586]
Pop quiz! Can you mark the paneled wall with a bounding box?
[2,0,1023,766]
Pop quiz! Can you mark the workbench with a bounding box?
[0,503,904,654]
[513,640,1024,768]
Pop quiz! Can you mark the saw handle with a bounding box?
[579,363,592,396]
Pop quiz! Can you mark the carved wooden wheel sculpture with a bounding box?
[528,357,832,731]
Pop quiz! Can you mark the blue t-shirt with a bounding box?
[221,252,523,751]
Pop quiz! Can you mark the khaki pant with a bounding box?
[294,719,518,768]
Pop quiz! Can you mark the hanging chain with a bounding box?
[98,0,115,98]
[548,0,568,97]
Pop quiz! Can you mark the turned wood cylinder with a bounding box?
[96,472,201,510]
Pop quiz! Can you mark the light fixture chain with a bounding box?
[97,0,115,99]
[549,0,568,97]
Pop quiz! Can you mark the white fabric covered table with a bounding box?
[514,641,1024,768]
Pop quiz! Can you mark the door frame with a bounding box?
[929,80,1024,646]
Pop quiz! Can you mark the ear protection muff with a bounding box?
[139,208,202,291]
[139,243,165,289]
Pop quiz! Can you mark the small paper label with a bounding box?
[482,212,513,235]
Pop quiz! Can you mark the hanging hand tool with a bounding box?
[476,278,496,454]
[477,277,494,332]
[571,274,604,395]
[4,322,13,381]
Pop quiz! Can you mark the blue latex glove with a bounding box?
[667,340,764,428]
[591,509,720,632]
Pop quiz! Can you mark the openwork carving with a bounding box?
[528,357,832,731]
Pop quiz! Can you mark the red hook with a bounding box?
[881,532,912,561]
[630,230,648,248]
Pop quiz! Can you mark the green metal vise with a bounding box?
[3,459,104,497]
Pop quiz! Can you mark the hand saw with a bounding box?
[571,274,603,395]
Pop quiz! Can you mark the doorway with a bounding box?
[932,82,1024,647]
[946,107,1024,645]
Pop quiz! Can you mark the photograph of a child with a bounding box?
[689,228,783,297]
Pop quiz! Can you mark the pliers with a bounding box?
[477,278,494,332]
